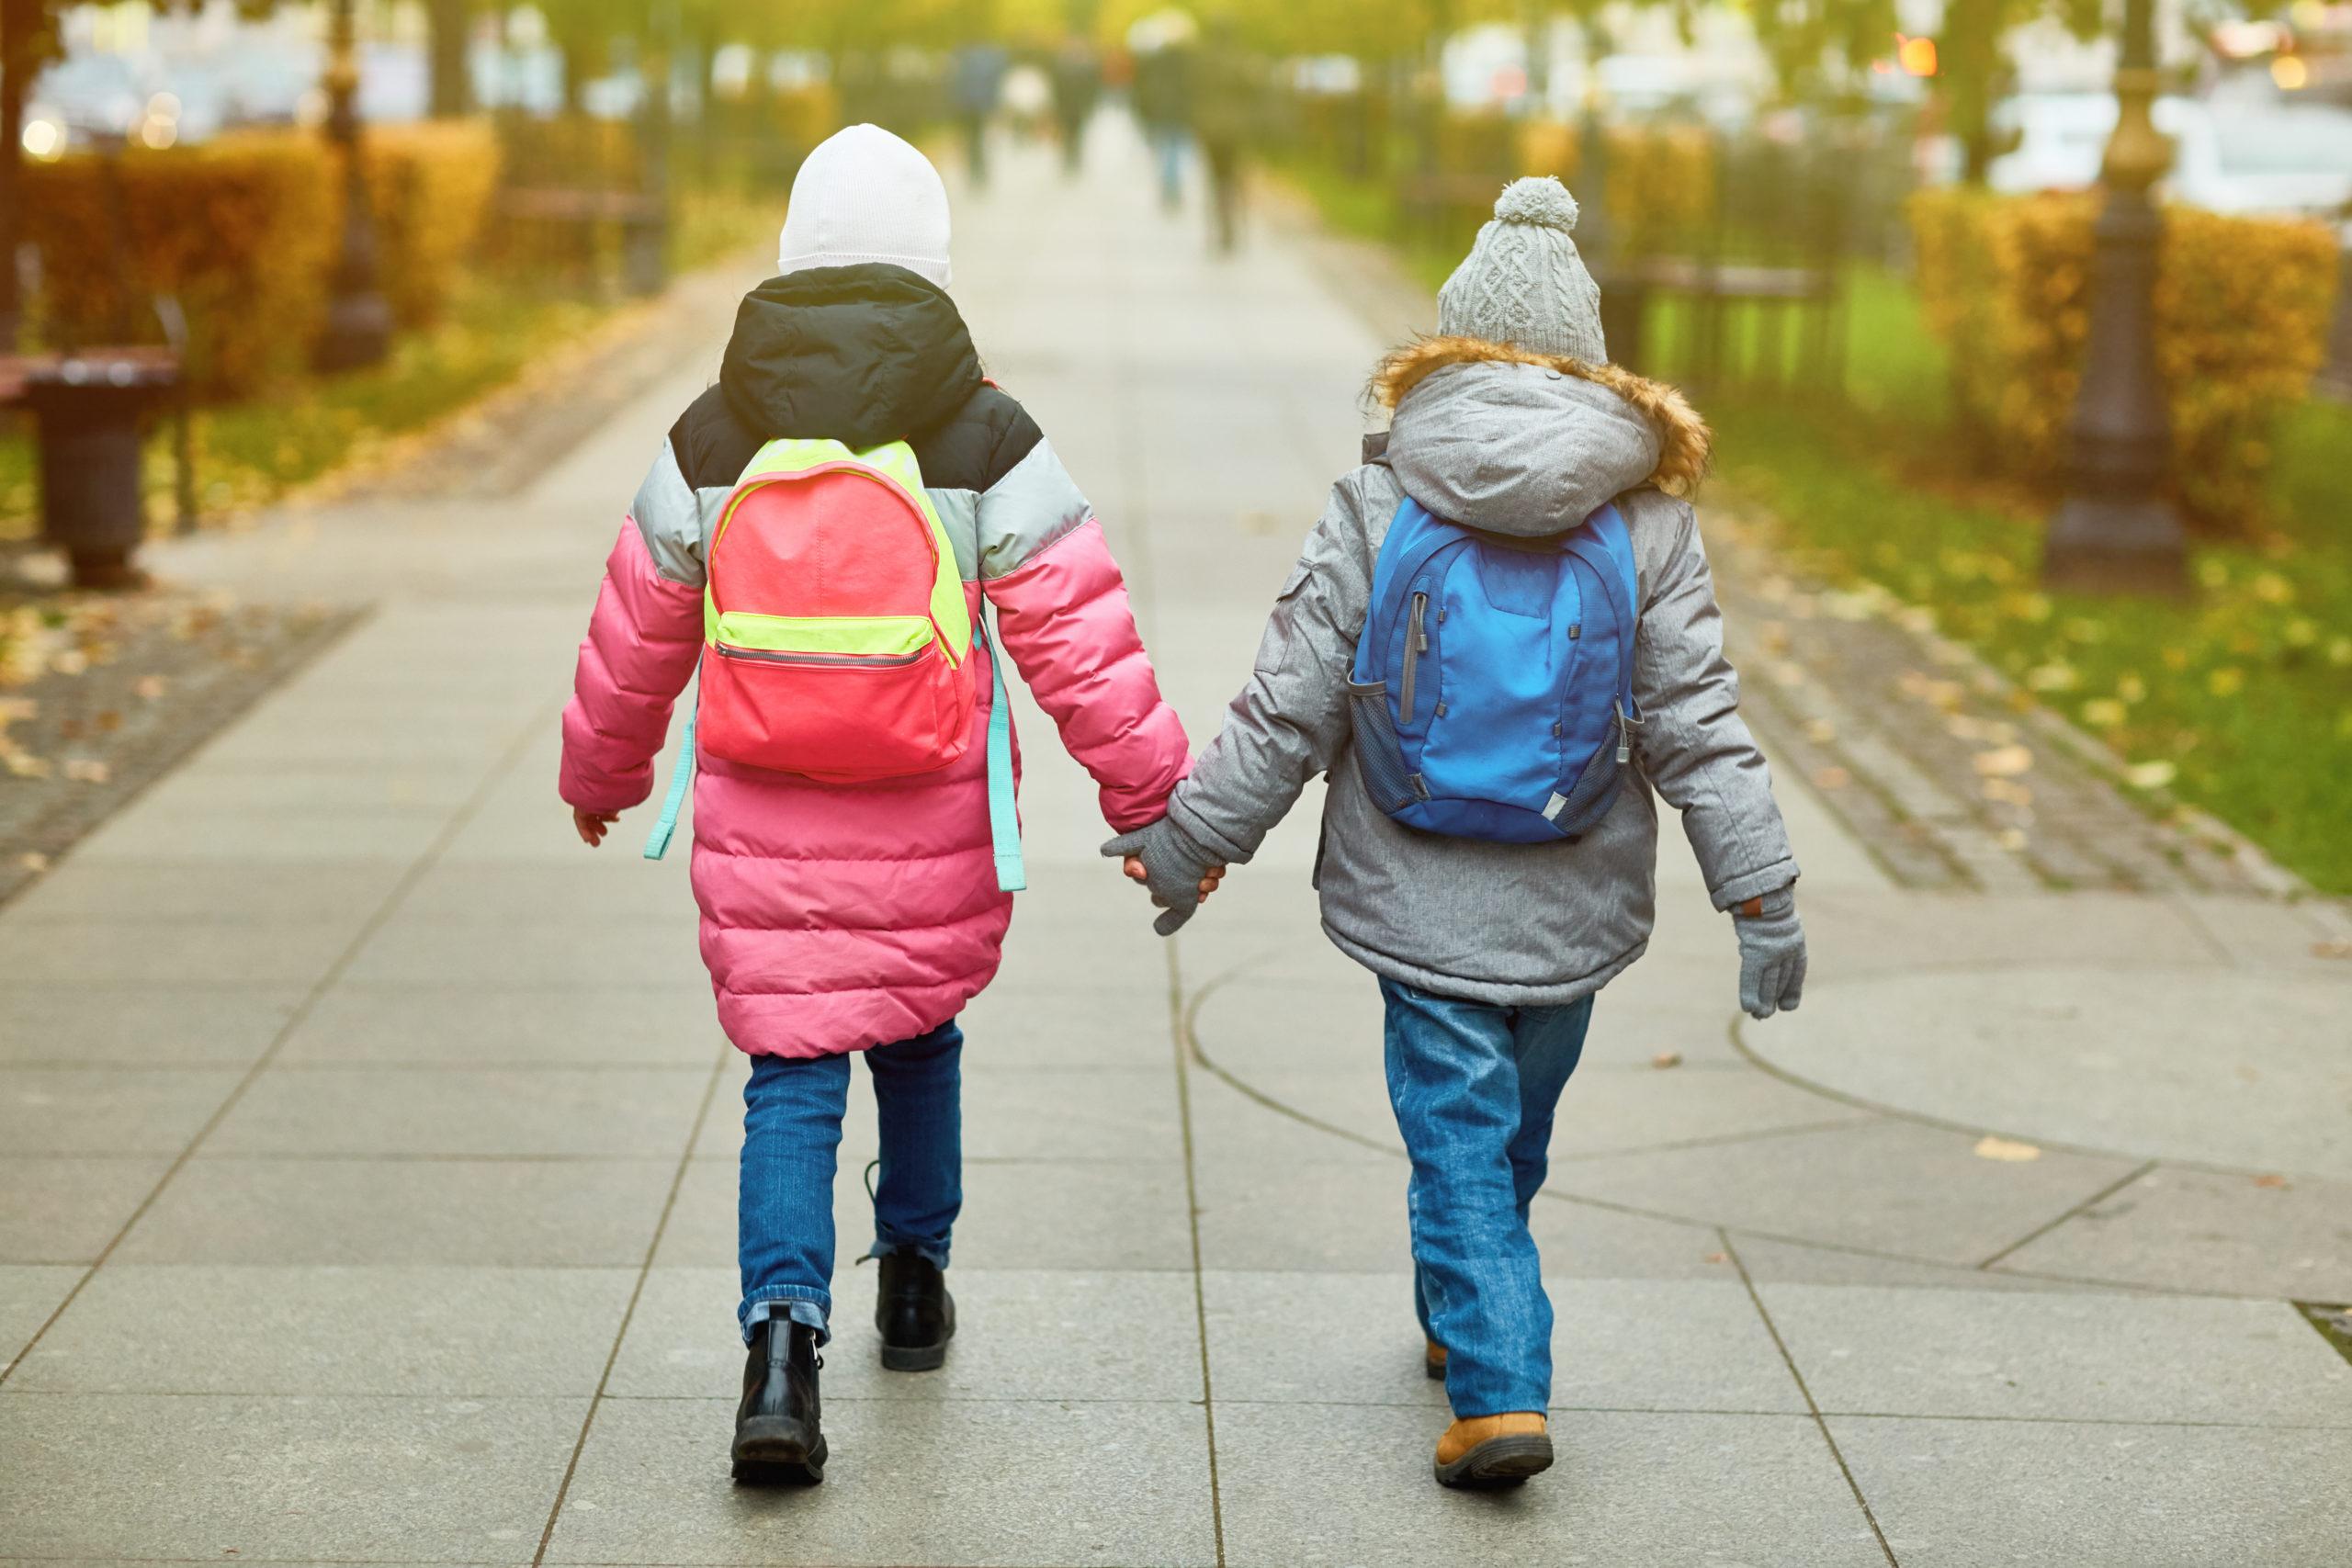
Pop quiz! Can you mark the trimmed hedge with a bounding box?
[368,119,503,328]
[22,119,501,396]
[24,131,336,395]
[1910,188,2338,531]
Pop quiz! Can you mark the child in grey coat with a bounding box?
[1107,177,1806,1488]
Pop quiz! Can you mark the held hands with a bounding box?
[1732,887,1806,1020]
[1101,817,1227,936]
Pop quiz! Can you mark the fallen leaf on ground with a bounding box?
[1703,1252,1729,1265]
[1973,1134,2041,1162]
[2123,761,2177,791]
[16,852,48,874]
[2312,942,2352,961]
[134,675,167,700]
[1811,765,1850,791]
[2254,1174,2290,1190]
[62,758,111,784]
[1651,1051,1683,1069]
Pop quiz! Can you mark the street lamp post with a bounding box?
[315,0,392,372]
[2043,0,2186,594]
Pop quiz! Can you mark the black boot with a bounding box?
[732,1316,825,1483]
[875,1247,956,1371]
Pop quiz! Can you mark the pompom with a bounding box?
[1493,176,1578,233]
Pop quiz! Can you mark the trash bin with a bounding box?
[27,354,180,590]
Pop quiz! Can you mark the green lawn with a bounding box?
[1279,159,2352,895]
[1694,279,2352,896]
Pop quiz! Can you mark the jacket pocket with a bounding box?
[1347,680,1418,815]
[1253,559,1316,675]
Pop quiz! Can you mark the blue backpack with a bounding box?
[1347,495,1641,843]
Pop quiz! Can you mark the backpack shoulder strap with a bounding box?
[642,694,696,860]
[982,613,1024,893]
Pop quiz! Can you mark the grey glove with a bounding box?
[1102,816,1221,937]
[1732,886,1806,1020]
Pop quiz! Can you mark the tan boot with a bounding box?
[1424,1339,1447,1381]
[1433,1412,1552,1489]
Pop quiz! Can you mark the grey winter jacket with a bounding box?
[1167,338,1798,1005]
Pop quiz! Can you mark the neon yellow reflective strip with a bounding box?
[707,436,972,661]
[713,613,935,657]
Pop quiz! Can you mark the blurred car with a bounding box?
[1987,92,2350,227]
[22,52,148,151]
[2171,102,2352,223]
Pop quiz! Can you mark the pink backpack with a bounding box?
[642,437,1023,889]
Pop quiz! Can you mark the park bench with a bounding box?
[498,186,669,299]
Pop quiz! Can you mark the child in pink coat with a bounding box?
[558,125,1194,1482]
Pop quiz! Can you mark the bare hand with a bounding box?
[572,807,619,847]
[1124,854,1226,902]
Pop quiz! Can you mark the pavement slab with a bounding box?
[1747,964,2352,1178]
[0,1156,174,1264]
[0,1265,81,1375]
[1213,1404,1885,1568]
[6,1264,641,1396]
[1204,1272,1808,1414]
[1759,1285,2352,1426]
[0,1064,242,1155]
[0,1391,587,1561]
[0,983,305,1067]
[1989,1165,2352,1301]
[540,1396,1219,1568]
[609,1266,1203,1403]
[116,1156,684,1267]
[1829,1417,2352,1567]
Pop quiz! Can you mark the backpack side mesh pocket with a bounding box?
[1348,680,1418,814]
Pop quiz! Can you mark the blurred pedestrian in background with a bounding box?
[1192,17,1260,252]
[952,42,1008,189]
[1050,36,1103,177]
[1128,10,1197,210]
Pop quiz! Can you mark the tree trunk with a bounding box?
[1941,0,2004,186]
[0,0,38,351]
[426,0,471,118]
[560,39,587,116]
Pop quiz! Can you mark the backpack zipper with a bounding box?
[1401,592,1429,721]
[714,645,924,670]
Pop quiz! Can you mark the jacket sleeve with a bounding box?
[977,435,1191,832]
[1631,497,1799,908]
[1165,476,1370,864]
[557,442,711,813]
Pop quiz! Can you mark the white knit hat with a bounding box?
[776,124,953,288]
[1437,176,1605,363]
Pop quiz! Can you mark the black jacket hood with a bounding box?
[718,265,985,450]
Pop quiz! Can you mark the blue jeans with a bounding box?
[738,1020,963,1345]
[1381,978,1592,1418]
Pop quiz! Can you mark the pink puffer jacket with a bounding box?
[559,265,1190,1056]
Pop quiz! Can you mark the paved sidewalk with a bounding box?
[4,122,2348,1567]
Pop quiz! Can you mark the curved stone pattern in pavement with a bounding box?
[1743,964,2352,1179]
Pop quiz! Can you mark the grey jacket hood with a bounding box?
[1376,335,1712,536]
[1388,364,1659,536]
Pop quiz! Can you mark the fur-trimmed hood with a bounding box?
[1371,336,1709,536]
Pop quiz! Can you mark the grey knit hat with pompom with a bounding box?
[1436,176,1606,363]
